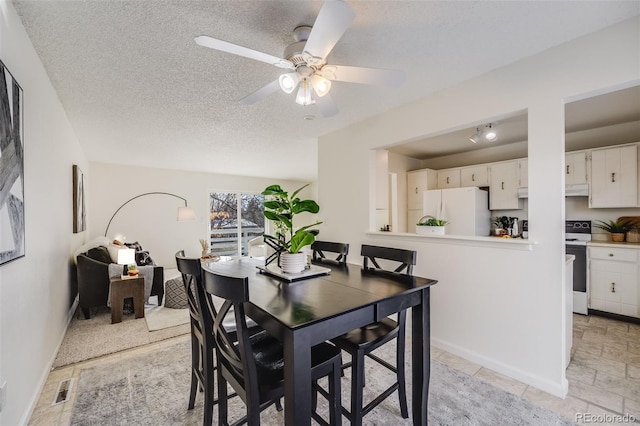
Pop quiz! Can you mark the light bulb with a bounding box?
[278,72,300,94]
[295,79,314,106]
[311,74,331,97]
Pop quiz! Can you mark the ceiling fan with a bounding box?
[194,0,405,117]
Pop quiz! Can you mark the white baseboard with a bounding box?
[432,337,568,398]
[20,296,79,425]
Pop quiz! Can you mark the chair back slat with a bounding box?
[312,240,349,265]
[361,244,416,276]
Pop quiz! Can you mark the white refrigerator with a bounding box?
[423,187,490,236]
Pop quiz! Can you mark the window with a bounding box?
[209,192,264,256]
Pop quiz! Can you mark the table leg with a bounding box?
[411,287,430,425]
[111,285,123,324]
[283,330,312,426]
[133,280,144,319]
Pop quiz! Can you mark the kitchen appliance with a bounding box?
[423,187,490,236]
[565,220,591,315]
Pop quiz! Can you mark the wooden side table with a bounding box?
[110,276,145,324]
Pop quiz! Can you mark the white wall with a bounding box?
[88,162,314,268]
[317,17,640,397]
[0,2,88,424]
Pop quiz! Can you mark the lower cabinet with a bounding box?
[588,246,639,318]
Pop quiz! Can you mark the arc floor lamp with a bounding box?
[104,192,195,237]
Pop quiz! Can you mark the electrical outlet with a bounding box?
[0,381,7,412]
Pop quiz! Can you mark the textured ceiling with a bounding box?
[12,0,640,181]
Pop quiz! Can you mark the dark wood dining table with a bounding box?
[206,257,438,426]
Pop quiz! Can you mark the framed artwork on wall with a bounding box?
[0,59,25,266]
[73,165,86,233]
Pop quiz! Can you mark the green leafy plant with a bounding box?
[593,219,634,234]
[417,217,448,226]
[262,184,322,254]
[128,264,137,271]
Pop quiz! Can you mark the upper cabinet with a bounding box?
[490,160,523,210]
[590,145,638,208]
[407,169,438,210]
[460,165,489,187]
[565,151,588,185]
[437,168,461,189]
[517,159,528,188]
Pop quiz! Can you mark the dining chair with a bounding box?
[176,251,272,426]
[200,266,343,426]
[311,241,349,266]
[175,251,214,425]
[330,244,416,425]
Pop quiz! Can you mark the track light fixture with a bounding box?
[469,128,482,144]
[483,123,498,141]
[469,123,498,143]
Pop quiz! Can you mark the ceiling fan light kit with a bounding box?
[194,0,405,117]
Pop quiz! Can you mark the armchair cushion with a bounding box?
[86,246,112,264]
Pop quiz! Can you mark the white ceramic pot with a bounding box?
[280,252,307,273]
[416,225,445,235]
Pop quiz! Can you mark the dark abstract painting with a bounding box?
[0,60,25,266]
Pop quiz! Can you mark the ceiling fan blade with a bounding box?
[314,93,339,118]
[195,36,294,69]
[325,65,406,87]
[303,0,356,60]
[240,79,281,105]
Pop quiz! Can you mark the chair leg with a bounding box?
[275,398,283,412]
[188,370,198,410]
[330,360,342,426]
[217,369,228,426]
[188,335,199,409]
[350,350,365,426]
[396,311,409,419]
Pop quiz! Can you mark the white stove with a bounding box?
[565,220,591,314]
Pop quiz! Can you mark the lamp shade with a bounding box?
[177,206,196,221]
[295,80,314,106]
[117,248,135,266]
[311,74,331,97]
[279,72,300,94]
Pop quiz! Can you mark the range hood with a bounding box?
[517,183,589,198]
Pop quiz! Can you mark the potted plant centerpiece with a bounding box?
[262,184,322,273]
[416,216,448,235]
[594,219,634,242]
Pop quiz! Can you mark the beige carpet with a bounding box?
[52,305,190,369]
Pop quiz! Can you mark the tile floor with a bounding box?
[28,314,640,425]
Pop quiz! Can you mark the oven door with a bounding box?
[566,244,587,314]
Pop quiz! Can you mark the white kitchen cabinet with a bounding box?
[460,165,489,187]
[590,145,638,208]
[489,161,523,210]
[517,159,528,188]
[588,246,639,318]
[407,169,437,210]
[437,168,461,189]
[565,151,587,185]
